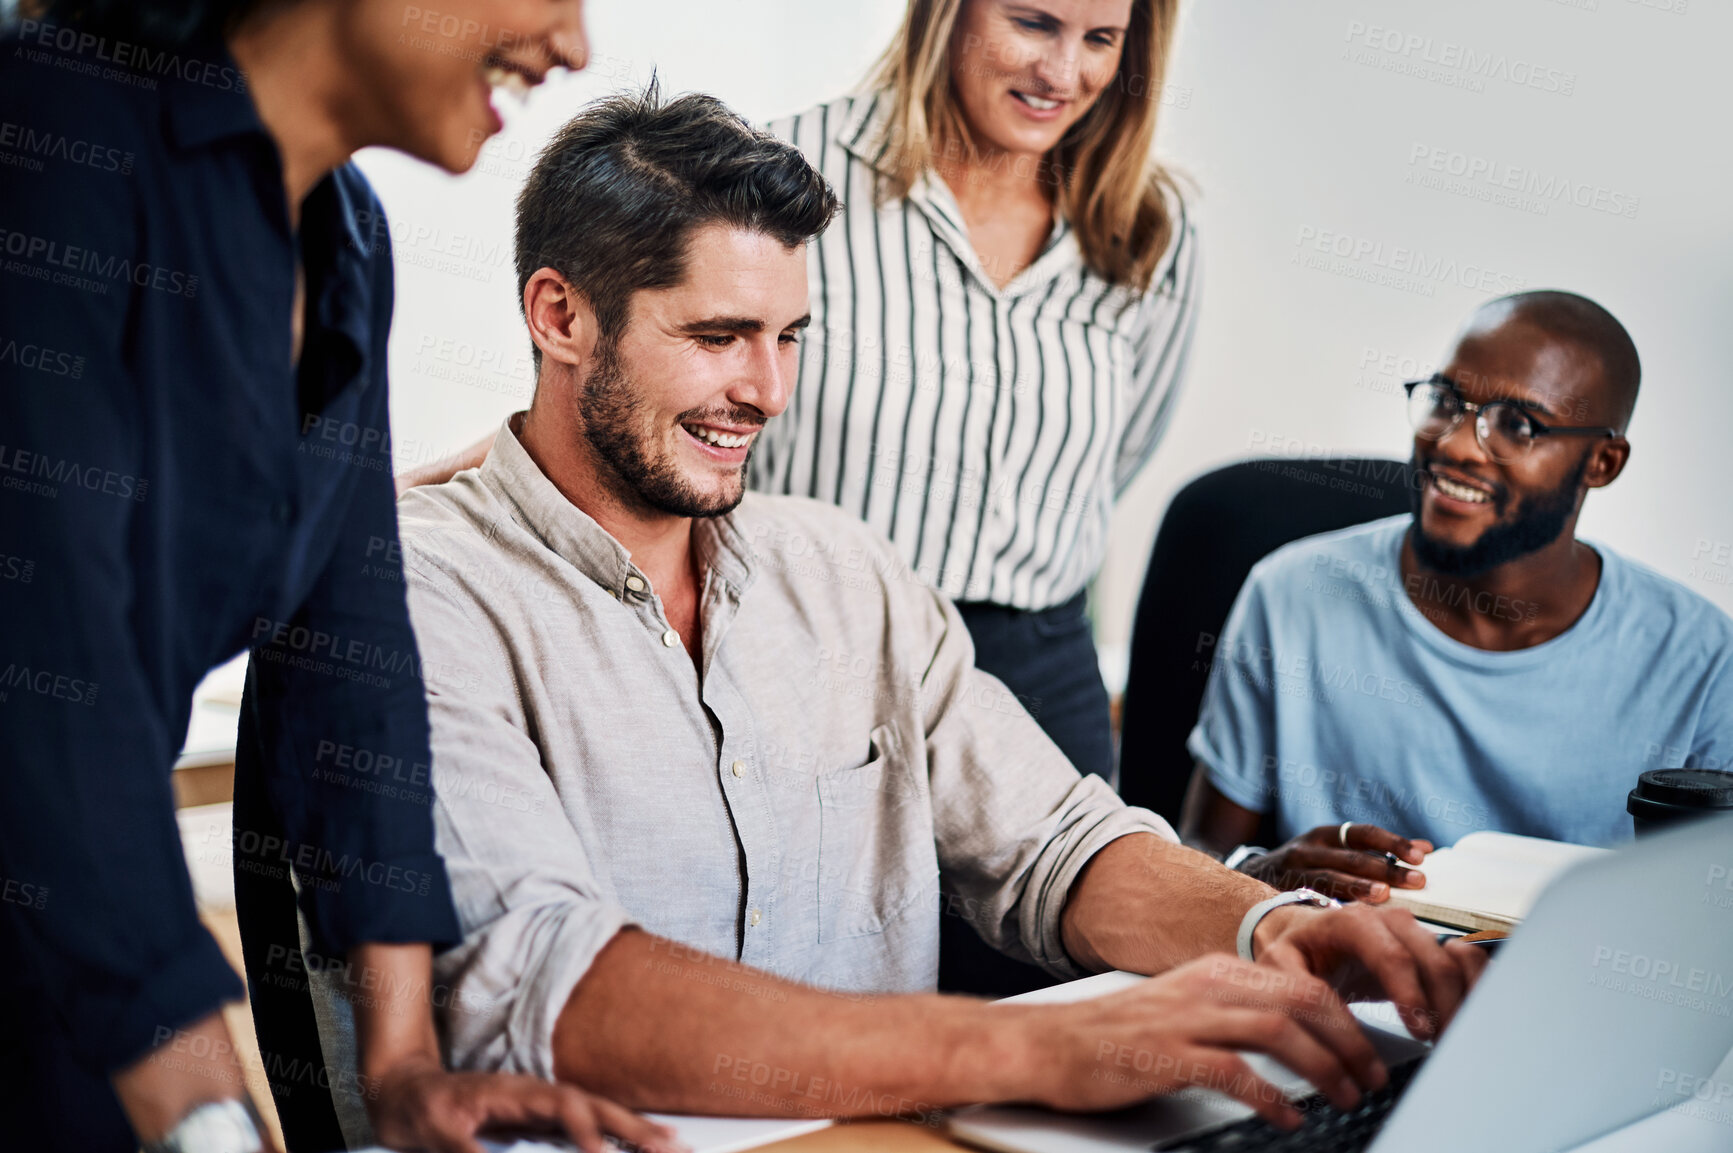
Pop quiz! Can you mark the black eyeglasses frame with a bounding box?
[1402,375,1621,449]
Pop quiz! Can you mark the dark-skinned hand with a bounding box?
[1244,823,1433,903]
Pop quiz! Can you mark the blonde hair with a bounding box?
[868,0,1182,291]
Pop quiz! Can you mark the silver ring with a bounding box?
[1339,821,1354,848]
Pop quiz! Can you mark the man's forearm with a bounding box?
[553,929,1034,1118]
[348,942,443,1084]
[1060,833,1277,974]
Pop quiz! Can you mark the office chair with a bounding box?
[232,695,349,1153]
[1117,457,1414,834]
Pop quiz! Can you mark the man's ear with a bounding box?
[1582,436,1630,489]
[524,267,597,368]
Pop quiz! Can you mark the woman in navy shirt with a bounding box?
[0,2,672,1151]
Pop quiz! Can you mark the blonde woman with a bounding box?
[754,0,1198,994]
[759,2,1196,779]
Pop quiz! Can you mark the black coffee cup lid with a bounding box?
[1629,768,1733,812]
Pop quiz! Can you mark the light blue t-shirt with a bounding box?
[1188,515,1733,848]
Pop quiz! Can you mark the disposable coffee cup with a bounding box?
[1627,767,1733,837]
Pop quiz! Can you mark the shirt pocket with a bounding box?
[815,723,936,943]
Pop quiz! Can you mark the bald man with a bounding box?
[1181,290,1733,899]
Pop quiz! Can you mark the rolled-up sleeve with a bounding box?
[403,554,634,1079]
[916,590,1176,979]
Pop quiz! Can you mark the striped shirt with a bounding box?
[753,91,1201,611]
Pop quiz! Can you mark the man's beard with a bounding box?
[579,340,754,519]
[1408,452,1587,579]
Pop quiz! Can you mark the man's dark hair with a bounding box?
[515,79,839,364]
[1488,289,1642,432]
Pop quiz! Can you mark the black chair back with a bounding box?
[233,682,348,1153]
[1117,458,1414,831]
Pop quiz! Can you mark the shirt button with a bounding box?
[625,575,646,593]
[661,628,679,647]
[731,760,746,778]
[748,909,762,927]
[270,500,293,525]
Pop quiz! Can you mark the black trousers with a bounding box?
[939,590,1114,998]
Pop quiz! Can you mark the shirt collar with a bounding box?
[156,39,380,406]
[155,34,370,258]
[295,167,384,404]
[161,38,269,153]
[836,89,896,174]
[835,89,1080,299]
[480,414,758,600]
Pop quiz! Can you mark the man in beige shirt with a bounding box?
[400,85,1486,1131]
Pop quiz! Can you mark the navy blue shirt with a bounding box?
[0,19,461,1115]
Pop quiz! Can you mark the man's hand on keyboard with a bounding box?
[1250,902,1489,1041]
[1018,953,1388,1131]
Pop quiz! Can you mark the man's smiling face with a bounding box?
[577,224,811,519]
[1408,315,1609,578]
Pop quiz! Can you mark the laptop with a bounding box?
[949,815,1733,1153]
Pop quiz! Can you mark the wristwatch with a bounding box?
[1236,887,1340,962]
[1223,844,1269,873]
[140,1097,266,1153]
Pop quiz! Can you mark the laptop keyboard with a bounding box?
[1156,1055,1425,1152]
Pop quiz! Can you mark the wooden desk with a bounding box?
[762,1119,965,1153]
[173,752,235,808]
[200,904,288,1151]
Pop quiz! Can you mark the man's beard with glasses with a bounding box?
[1408,451,1589,579]
[579,338,761,519]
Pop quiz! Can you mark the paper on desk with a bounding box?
[995,969,1146,1005]
[356,1115,831,1153]
[464,1114,832,1153]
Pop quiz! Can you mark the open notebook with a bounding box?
[1386,830,1609,931]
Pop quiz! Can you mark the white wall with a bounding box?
[362,0,1733,675]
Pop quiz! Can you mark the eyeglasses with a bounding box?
[1403,375,1619,463]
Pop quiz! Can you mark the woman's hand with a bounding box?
[109,1011,279,1150]
[347,943,684,1153]
[394,432,496,497]
[1244,823,1432,902]
[369,1055,687,1153]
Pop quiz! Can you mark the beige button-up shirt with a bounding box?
[400,418,1175,1078]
